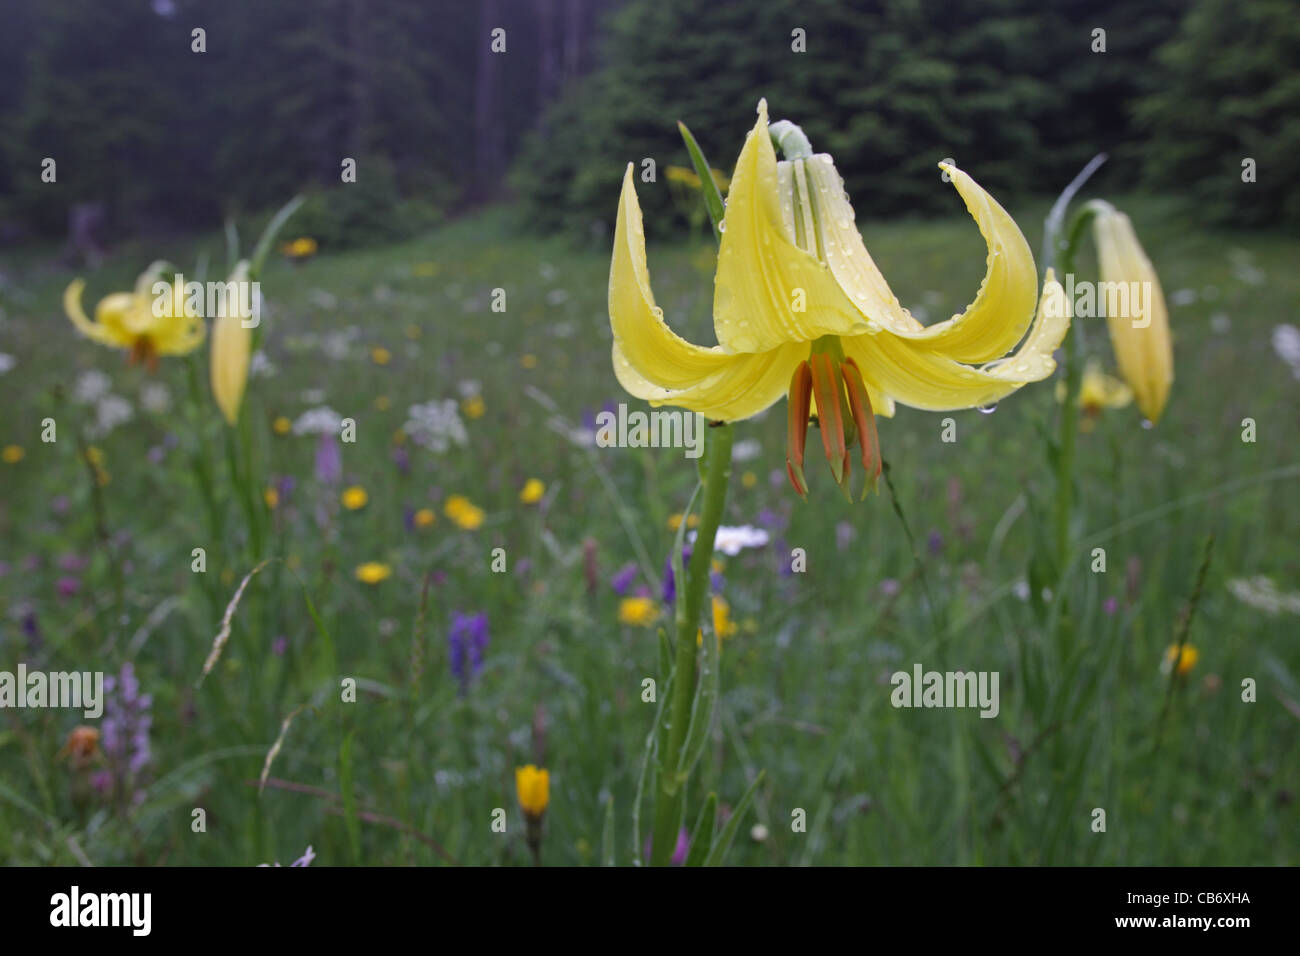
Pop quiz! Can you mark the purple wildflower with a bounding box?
[927,530,944,556]
[836,521,855,553]
[314,433,342,485]
[610,562,638,596]
[1103,596,1118,616]
[100,662,153,801]
[449,612,489,693]
[662,547,692,605]
[643,827,691,866]
[391,443,410,475]
[56,577,80,598]
[258,845,316,867]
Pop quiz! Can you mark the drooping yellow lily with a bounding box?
[64,261,205,368]
[1055,359,1132,432]
[1091,203,1172,424]
[210,260,253,425]
[609,100,1071,497]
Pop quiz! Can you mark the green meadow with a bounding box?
[1,196,1297,866]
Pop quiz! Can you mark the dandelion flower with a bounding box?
[444,494,485,530]
[414,508,436,529]
[355,562,392,584]
[342,486,368,510]
[519,478,545,504]
[2,445,24,464]
[618,596,659,627]
[1163,644,1199,676]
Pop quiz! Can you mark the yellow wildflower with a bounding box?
[64,262,206,366]
[618,596,659,627]
[1092,203,1172,424]
[414,508,436,529]
[355,562,392,584]
[371,346,391,366]
[341,486,368,510]
[516,764,550,819]
[1163,644,1199,676]
[444,494,485,530]
[2,445,23,464]
[610,100,1069,498]
[272,415,292,435]
[462,395,485,419]
[519,478,545,504]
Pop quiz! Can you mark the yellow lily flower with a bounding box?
[210,260,253,425]
[609,100,1070,497]
[1092,203,1172,424]
[63,261,205,368]
[1055,359,1132,431]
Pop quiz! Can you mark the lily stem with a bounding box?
[650,422,733,865]
[1053,203,1101,579]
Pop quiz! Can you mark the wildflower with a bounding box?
[258,845,317,867]
[519,478,545,504]
[210,260,255,425]
[314,433,342,485]
[667,513,699,532]
[618,596,659,627]
[444,494,485,530]
[64,262,206,366]
[515,764,550,819]
[414,508,436,529]
[1163,644,1199,676]
[449,611,490,692]
[292,405,343,435]
[264,487,280,509]
[404,400,467,452]
[341,486,368,510]
[1091,203,1173,424]
[611,562,638,596]
[520,353,538,369]
[1227,576,1300,616]
[99,663,153,799]
[1272,324,1300,380]
[355,562,392,584]
[61,726,100,768]
[371,346,391,365]
[697,594,737,645]
[643,826,691,866]
[281,237,318,259]
[374,395,391,411]
[609,100,1068,498]
[273,415,292,435]
[693,524,770,556]
[2,445,23,464]
[139,381,171,413]
[462,395,485,419]
[742,470,757,488]
[1057,360,1133,431]
[57,577,80,598]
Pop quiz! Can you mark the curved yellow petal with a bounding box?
[613,341,803,422]
[63,280,122,347]
[806,157,1038,363]
[844,271,1070,412]
[711,100,870,353]
[609,165,734,386]
[1094,208,1172,424]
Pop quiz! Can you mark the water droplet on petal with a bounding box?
[978,403,998,415]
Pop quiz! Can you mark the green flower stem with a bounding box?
[650,421,733,865]
[1053,202,1102,577]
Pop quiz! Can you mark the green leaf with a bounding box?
[683,792,717,866]
[677,121,726,242]
[632,668,673,862]
[248,194,305,280]
[703,770,766,866]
